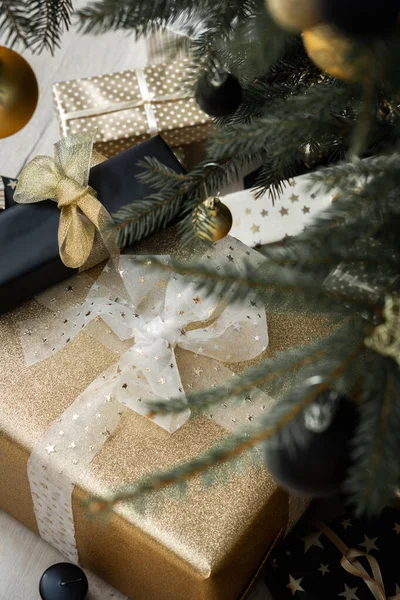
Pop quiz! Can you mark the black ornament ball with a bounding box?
[39,563,88,600]
[195,72,243,118]
[320,0,399,37]
[264,389,357,497]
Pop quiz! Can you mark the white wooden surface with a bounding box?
[0,6,273,599]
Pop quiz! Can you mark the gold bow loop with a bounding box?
[14,132,110,269]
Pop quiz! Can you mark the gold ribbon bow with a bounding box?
[315,521,400,600]
[14,132,111,269]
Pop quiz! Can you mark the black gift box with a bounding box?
[0,136,184,314]
[266,506,400,600]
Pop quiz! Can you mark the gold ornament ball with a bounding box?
[195,197,233,242]
[303,25,372,81]
[266,0,321,32]
[0,46,38,139]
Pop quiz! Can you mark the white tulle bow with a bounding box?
[20,250,268,432]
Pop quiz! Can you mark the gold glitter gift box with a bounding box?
[53,59,214,159]
[0,228,329,600]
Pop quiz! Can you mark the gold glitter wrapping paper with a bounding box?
[53,60,214,159]
[0,228,332,600]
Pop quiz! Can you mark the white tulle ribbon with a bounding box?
[21,247,268,432]
[20,237,270,564]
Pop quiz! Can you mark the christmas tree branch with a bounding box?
[349,69,376,159]
[133,255,381,315]
[88,341,362,511]
[344,353,400,516]
[111,154,261,247]
[259,237,400,275]
[0,0,72,53]
[147,319,359,417]
[77,0,256,38]
[207,85,355,161]
[30,0,73,54]
[0,0,29,47]
[308,152,400,194]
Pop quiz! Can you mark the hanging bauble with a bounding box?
[264,388,357,497]
[266,0,321,32]
[194,197,233,242]
[303,25,372,81]
[0,46,38,139]
[319,0,399,37]
[195,70,242,118]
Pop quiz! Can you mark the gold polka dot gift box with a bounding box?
[53,59,214,159]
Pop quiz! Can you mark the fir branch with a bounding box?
[87,341,362,510]
[0,0,29,47]
[349,70,375,159]
[208,85,355,161]
[136,158,192,188]
[147,319,361,416]
[0,0,72,53]
[344,353,400,516]
[29,0,73,54]
[111,154,261,247]
[308,151,400,195]
[132,255,381,315]
[258,237,400,272]
[77,0,257,38]
[112,189,186,248]
[214,8,293,78]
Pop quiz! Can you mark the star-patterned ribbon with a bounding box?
[14,133,114,269]
[19,244,269,432]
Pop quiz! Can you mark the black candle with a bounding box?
[39,563,88,600]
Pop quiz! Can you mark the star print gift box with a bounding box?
[53,58,213,159]
[266,506,400,600]
[0,218,321,600]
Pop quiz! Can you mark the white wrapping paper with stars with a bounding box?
[225,171,337,247]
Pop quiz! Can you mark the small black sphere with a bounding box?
[195,72,243,118]
[39,563,88,600]
[320,0,399,37]
[264,390,357,497]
